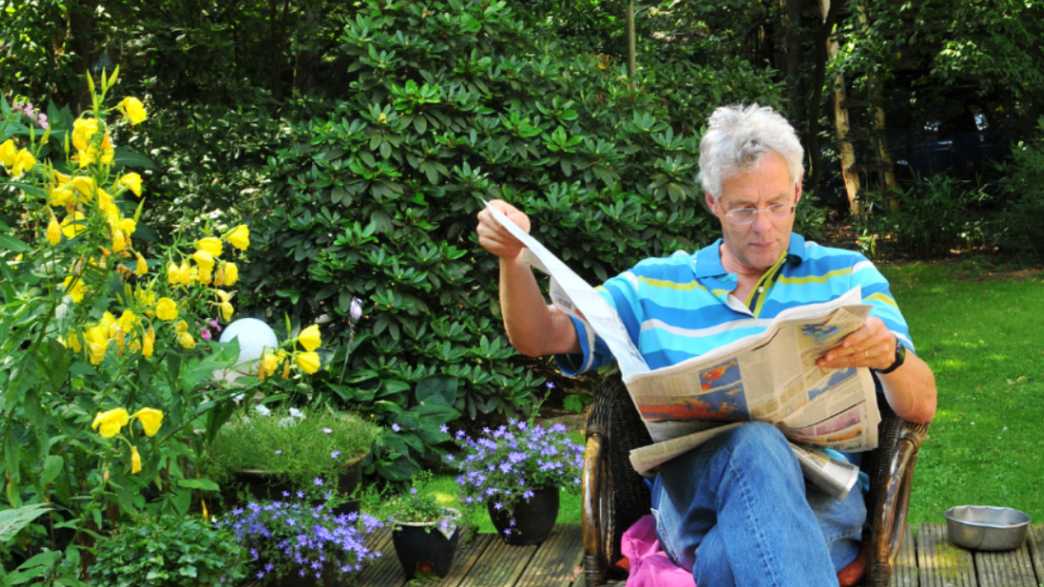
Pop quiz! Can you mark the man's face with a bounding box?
[706,151,801,274]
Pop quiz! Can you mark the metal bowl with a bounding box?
[944,505,1030,551]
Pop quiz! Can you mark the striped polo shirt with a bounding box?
[556,233,914,376]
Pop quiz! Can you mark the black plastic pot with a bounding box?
[487,485,559,545]
[391,521,459,579]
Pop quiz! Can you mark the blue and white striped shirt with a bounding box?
[557,234,913,375]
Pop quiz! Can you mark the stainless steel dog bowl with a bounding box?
[944,505,1030,551]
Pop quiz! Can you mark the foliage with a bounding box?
[995,119,1044,260]
[0,71,321,579]
[247,0,775,480]
[371,472,460,537]
[90,515,247,587]
[207,407,379,491]
[219,498,382,584]
[855,175,993,258]
[449,419,583,516]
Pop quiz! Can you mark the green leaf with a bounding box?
[40,455,63,487]
[0,503,52,544]
[176,478,219,492]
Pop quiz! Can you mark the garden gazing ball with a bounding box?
[216,318,278,382]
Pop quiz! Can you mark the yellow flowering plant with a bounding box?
[0,71,314,554]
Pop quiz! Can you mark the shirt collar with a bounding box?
[691,233,807,278]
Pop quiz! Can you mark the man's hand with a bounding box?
[476,199,531,260]
[816,316,897,371]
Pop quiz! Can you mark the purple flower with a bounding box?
[349,297,364,322]
[440,424,449,434]
[200,327,212,341]
[313,477,324,487]
[330,450,341,460]
[391,423,401,432]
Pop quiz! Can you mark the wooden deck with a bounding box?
[354,523,1044,586]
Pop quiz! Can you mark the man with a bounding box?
[475,104,936,585]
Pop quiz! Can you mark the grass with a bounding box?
[880,257,1044,524]
[419,257,1044,529]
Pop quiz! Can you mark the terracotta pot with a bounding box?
[487,485,559,545]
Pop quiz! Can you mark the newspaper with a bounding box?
[485,203,881,499]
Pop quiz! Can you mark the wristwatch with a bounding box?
[874,335,906,375]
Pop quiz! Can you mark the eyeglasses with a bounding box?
[723,202,795,226]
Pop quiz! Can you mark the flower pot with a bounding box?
[231,452,366,513]
[390,512,460,579]
[487,485,559,545]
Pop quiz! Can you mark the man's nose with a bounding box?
[750,208,774,232]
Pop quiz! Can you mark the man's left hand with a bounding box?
[816,317,897,371]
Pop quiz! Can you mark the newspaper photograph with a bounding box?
[485,202,882,498]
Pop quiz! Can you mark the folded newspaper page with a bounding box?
[485,202,881,498]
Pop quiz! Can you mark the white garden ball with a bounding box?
[215,318,278,383]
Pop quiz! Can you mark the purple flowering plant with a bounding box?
[449,419,583,514]
[219,497,382,584]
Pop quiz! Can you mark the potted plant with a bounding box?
[376,473,462,580]
[208,406,378,506]
[450,419,584,545]
[219,496,382,586]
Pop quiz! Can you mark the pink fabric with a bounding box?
[621,514,696,587]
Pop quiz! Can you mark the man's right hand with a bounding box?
[476,199,530,260]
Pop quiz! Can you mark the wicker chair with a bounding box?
[581,372,929,587]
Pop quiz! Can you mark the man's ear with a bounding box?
[704,191,718,216]
[793,182,803,206]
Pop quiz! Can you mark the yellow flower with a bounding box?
[48,185,73,207]
[85,324,109,364]
[142,326,155,358]
[117,309,139,333]
[133,408,164,437]
[213,289,232,304]
[155,297,177,321]
[377,112,388,124]
[177,331,196,349]
[119,217,137,236]
[197,264,213,285]
[70,176,96,203]
[0,139,16,168]
[118,97,148,125]
[11,149,35,177]
[297,324,321,352]
[219,301,234,322]
[192,249,215,272]
[219,261,238,286]
[196,237,223,258]
[62,275,86,303]
[72,118,100,153]
[295,351,321,374]
[111,228,128,253]
[100,133,114,166]
[46,212,61,246]
[135,252,148,276]
[117,172,143,197]
[60,211,87,239]
[224,224,250,251]
[175,319,189,333]
[130,445,142,474]
[66,330,82,353]
[135,287,156,309]
[258,350,281,381]
[91,408,130,438]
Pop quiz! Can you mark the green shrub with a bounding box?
[996,118,1044,260]
[244,0,778,481]
[91,516,247,587]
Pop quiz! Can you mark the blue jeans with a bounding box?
[650,422,865,587]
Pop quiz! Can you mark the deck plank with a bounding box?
[890,523,919,587]
[426,532,495,587]
[355,527,405,586]
[974,538,1037,587]
[456,535,539,587]
[917,523,977,587]
[514,525,584,587]
[1027,525,1043,585]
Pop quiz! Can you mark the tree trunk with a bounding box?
[626,0,637,79]
[819,0,861,216]
[856,3,898,205]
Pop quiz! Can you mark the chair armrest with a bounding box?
[863,415,929,587]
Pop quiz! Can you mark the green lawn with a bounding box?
[421,258,1044,530]
[881,258,1044,524]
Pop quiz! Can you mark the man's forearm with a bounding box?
[879,352,937,424]
[498,256,578,357]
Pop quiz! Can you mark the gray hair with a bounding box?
[698,104,804,200]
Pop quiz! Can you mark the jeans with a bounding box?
[650,422,865,587]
